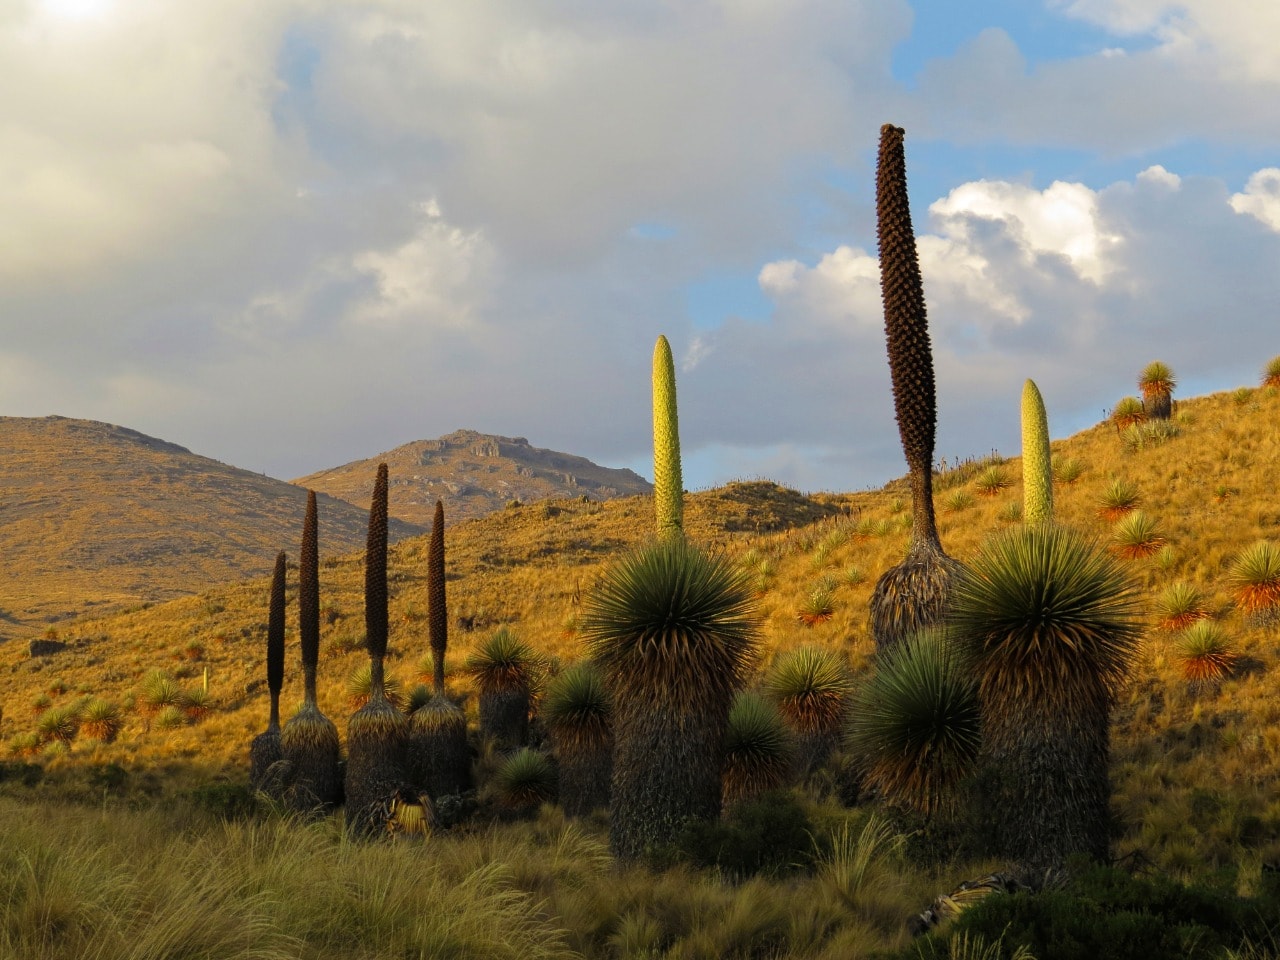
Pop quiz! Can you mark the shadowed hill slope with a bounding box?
[293,428,652,526]
[0,416,422,637]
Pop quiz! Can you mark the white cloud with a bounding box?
[1229,169,1280,232]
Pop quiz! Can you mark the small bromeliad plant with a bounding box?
[542,662,613,817]
[720,691,793,812]
[1097,477,1141,521]
[764,645,851,779]
[1110,510,1166,560]
[1155,581,1210,632]
[974,466,1012,498]
[1176,621,1236,694]
[1263,355,1280,390]
[1228,541,1280,627]
[1110,396,1147,430]
[846,628,981,819]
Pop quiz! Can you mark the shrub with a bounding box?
[797,585,836,626]
[181,687,214,722]
[1053,457,1085,485]
[997,501,1023,524]
[1232,387,1254,406]
[491,748,556,811]
[137,670,184,716]
[944,490,975,512]
[80,699,123,743]
[1121,419,1180,452]
[154,705,187,730]
[673,790,816,878]
[721,692,793,810]
[36,704,81,745]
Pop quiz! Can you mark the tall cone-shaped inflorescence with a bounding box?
[250,551,288,794]
[281,490,341,812]
[653,335,683,538]
[408,499,472,800]
[869,123,960,651]
[582,536,759,859]
[346,463,409,838]
[1021,379,1053,526]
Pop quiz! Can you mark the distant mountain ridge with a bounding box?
[0,415,423,638]
[293,428,653,526]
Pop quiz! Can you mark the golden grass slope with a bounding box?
[2,386,1280,878]
[293,428,653,526]
[0,416,423,638]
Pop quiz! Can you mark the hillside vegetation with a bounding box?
[1,384,1279,958]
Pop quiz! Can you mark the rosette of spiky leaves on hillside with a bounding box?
[250,551,288,796]
[1138,361,1176,420]
[1021,379,1053,526]
[653,334,683,538]
[1155,581,1210,632]
[764,646,851,779]
[869,123,961,651]
[491,748,557,815]
[543,662,612,817]
[1229,541,1280,627]
[1263,356,1280,390]
[1176,621,1236,695]
[582,536,760,859]
[721,691,793,812]
[345,464,410,838]
[846,628,980,819]
[281,491,342,812]
[1110,397,1146,431]
[408,499,472,799]
[465,628,538,751]
[949,525,1143,876]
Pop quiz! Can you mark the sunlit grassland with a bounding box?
[1,385,1279,954]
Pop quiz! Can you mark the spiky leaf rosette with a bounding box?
[544,663,613,816]
[876,123,939,551]
[652,334,683,537]
[721,691,793,811]
[847,629,980,816]
[280,701,342,812]
[764,645,851,777]
[581,536,760,858]
[1176,621,1236,692]
[1229,541,1280,626]
[949,525,1143,873]
[1138,360,1176,420]
[427,499,448,695]
[299,490,321,703]
[492,748,557,811]
[365,463,390,674]
[1021,379,1053,526]
[466,628,537,749]
[1263,355,1280,389]
[407,695,472,800]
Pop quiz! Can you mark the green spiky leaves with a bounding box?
[848,629,981,816]
[949,525,1144,717]
[543,662,612,750]
[1021,379,1053,526]
[652,335,683,537]
[581,537,759,714]
[427,499,447,695]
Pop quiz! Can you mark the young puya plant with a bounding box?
[1021,379,1053,526]
[249,551,287,795]
[280,491,341,812]
[868,124,961,651]
[345,464,411,838]
[407,499,472,799]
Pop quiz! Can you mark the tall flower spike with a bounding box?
[299,491,320,704]
[427,499,447,696]
[1021,379,1053,526]
[652,335,683,537]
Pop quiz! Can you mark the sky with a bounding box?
[2,0,1279,494]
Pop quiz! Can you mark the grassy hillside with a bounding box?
[1,385,1278,957]
[294,428,653,526]
[0,416,423,638]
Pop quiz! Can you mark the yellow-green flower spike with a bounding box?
[652,335,683,536]
[1021,378,1053,526]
